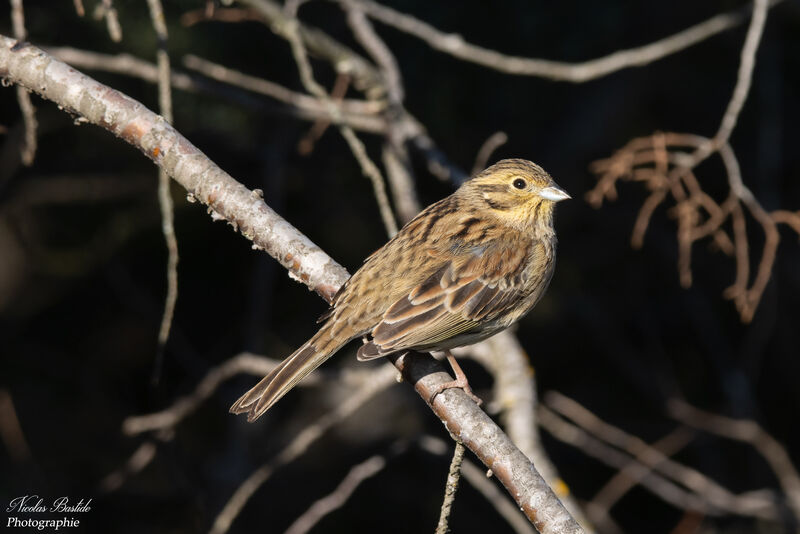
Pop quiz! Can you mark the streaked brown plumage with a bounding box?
[231,159,569,421]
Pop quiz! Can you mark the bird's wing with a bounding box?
[357,243,532,359]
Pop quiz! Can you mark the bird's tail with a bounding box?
[230,328,348,421]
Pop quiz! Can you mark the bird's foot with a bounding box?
[428,351,483,406]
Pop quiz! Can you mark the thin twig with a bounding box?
[539,405,763,518]
[123,353,285,435]
[436,442,466,534]
[585,427,696,532]
[145,0,179,385]
[419,436,536,534]
[342,0,421,224]
[238,0,466,184]
[10,0,36,166]
[283,0,398,236]
[341,0,403,103]
[284,454,388,534]
[180,6,263,26]
[209,364,398,534]
[589,133,796,322]
[297,73,351,155]
[668,398,800,520]
[182,54,383,116]
[544,392,781,520]
[354,0,779,83]
[381,141,419,224]
[712,0,769,151]
[471,131,508,176]
[46,47,385,132]
[98,429,174,492]
[96,0,122,42]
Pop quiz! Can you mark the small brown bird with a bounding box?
[231,159,569,421]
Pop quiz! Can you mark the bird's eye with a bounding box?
[512,178,527,190]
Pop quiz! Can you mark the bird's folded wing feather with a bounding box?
[358,244,529,359]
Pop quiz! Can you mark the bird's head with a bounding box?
[462,159,570,234]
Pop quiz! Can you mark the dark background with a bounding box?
[1,1,799,533]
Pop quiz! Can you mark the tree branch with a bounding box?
[354,0,781,83]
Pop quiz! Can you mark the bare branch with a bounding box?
[99,429,174,492]
[297,73,351,155]
[237,0,466,184]
[181,54,383,116]
[95,0,122,42]
[454,331,594,531]
[10,0,37,166]
[210,364,397,534]
[539,405,735,517]
[284,454,388,534]
[240,0,384,93]
[341,0,404,104]
[282,0,398,236]
[46,47,386,133]
[381,141,419,224]
[585,427,695,531]
[472,131,508,176]
[145,0,179,383]
[712,0,769,151]
[354,0,779,83]
[436,442,466,534]
[543,392,782,520]
[668,399,800,520]
[342,0,421,225]
[123,353,287,435]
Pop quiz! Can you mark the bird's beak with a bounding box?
[538,185,571,202]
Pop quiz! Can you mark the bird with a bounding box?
[231,159,570,421]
